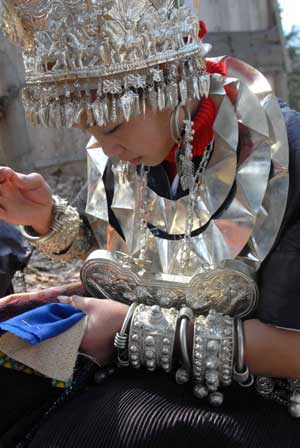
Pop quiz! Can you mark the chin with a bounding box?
[145,157,165,167]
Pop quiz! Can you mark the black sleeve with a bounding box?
[256,102,300,329]
[0,222,29,297]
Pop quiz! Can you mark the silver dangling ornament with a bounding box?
[174,105,195,191]
[289,389,300,418]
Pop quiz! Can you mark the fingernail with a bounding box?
[57,295,71,304]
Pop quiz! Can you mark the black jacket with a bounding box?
[257,102,300,329]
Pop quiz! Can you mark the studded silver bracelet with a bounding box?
[128,304,178,373]
[193,310,234,407]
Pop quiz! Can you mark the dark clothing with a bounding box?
[256,102,300,329]
[1,103,300,447]
[0,369,60,448]
[0,222,29,297]
[28,369,300,448]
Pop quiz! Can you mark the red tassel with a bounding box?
[165,60,228,166]
[165,97,216,163]
[198,21,208,39]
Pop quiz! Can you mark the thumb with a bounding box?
[13,172,45,191]
[0,167,40,190]
[58,295,92,313]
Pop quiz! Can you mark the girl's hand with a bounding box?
[0,166,53,235]
[59,296,128,365]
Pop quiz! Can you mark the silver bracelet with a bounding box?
[233,319,254,387]
[176,306,193,384]
[219,315,235,387]
[193,310,234,407]
[20,195,81,260]
[114,303,138,368]
[128,304,178,373]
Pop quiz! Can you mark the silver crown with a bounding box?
[1,0,212,127]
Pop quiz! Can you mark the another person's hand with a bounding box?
[0,166,53,235]
[0,282,85,306]
[59,296,128,365]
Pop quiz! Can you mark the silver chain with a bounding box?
[137,165,150,266]
[181,139,214,271]
[137,141,214,272]
[194,139,214,186]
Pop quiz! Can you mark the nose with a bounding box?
[102,146,125,158]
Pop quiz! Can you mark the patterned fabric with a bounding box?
[0,351,67,388]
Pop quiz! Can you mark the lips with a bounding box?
[129,157,143,166]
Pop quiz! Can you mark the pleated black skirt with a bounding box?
[27,368,300,448]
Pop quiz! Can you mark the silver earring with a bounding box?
[170,103,182,144]
[175,105,195,191]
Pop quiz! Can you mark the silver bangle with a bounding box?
[219,315,235,387]
[176,306,193,384]
[114,303,138,368]
[20,195,81,259]
[193,310,234,407]
[128,304,178,373]
[233,319,254,387]
[236,319,245,372]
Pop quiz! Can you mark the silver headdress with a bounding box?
[1,0,211,127]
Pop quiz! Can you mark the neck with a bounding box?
[165,96,217,164]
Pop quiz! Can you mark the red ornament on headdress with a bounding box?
[165,22,227,166]
[198,20,208,39]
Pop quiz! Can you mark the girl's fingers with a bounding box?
[0,167,44,191]
[0,201,7,219]
[0,167,15,183]
[13,172,44,191]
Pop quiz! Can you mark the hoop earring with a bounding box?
[175,105,195,191]
[170,103,182,144]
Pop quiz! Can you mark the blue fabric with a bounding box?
[0,303,85,345]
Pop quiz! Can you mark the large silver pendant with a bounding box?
[83,58,289,336]
[81,250,258,319]
[85,58,289,277]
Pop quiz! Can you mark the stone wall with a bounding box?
[0,37,88,173]
[0,37,33,171]
[187,0,290,100]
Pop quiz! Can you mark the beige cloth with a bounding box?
[0,316,87,382]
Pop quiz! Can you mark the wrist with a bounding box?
[113,302,129,334]
[31,201,54,236]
